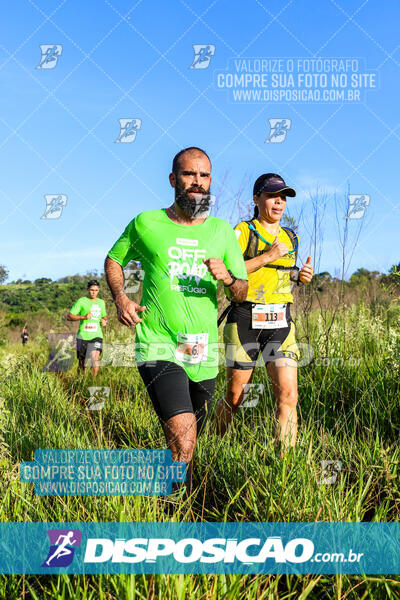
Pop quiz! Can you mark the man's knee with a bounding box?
[177,447,195,463]
[164,413,197,459]
[169,435,196,463]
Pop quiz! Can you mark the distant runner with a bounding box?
[216,173,314,451]
[67,280,108,377]
[105,147,248,491]
[21,326,29,346]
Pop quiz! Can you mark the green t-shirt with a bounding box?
[108,209,248,381]
[69,297,107,341]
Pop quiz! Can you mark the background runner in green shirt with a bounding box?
[67,279,108,377]
[105,147,248,491]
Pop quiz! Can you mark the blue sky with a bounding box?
[0,0,399,281]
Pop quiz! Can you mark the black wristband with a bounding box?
[225,270,237,287]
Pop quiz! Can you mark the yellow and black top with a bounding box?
[234,219,298,304]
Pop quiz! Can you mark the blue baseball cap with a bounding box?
[253,173,296,197]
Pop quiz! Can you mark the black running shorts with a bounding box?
[76,337,103,360]
[223,302,299,369]
[137,360,216,434]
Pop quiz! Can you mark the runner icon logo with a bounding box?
[86,387,110,411]
[124,265,145,294]
[189,45,216,69]
[240,383,264,409]
[345,194,370,219]
[41,195,67,219]
[36,45,63,69]
[319,460,342,485]
[115,119,142,143]
[42,529,82,567]
[265,119,291,143]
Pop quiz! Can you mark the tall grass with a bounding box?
[0,301,399,598]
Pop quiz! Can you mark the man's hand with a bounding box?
[115,293,146,326]
[101,317,108,327]
[299,256,314,283]
[203,258,233,285]
[263,236,289,264]
[203,257,248,302]
[83,312,93,320]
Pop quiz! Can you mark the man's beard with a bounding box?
[175,182,212,219]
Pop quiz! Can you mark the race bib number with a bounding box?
[176,332,208,364]
[84,322,98,332]
[252,304,288,329]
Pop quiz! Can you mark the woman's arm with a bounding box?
[245,236,289,274]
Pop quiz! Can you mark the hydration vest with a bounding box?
[217,221,300,327]
[243,219,299,272]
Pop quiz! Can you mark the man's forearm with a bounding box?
[105,256,125,300]
[226,279,248,302]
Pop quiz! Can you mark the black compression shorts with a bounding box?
[137,360,216,434]
[76,337,103,360]
[223,302,299,369]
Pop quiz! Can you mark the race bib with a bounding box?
[84,322,98,332]
[176,332,208,364]
[252,304,288,329]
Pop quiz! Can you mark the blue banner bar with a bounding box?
[0,523,399,574]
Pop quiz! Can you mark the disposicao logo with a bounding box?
[42,529,82,567]
[83,536,314,564]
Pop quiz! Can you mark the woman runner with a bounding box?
[216,173,314,451]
